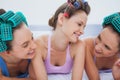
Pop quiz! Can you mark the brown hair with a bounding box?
[0,9,6,15]
[48,0,90,30]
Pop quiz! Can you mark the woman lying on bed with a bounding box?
[29,0,91,80]
[83,12,120,80]
[0,9,36,80]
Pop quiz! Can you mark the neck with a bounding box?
[1,52,23,64]
[51,32,69,51]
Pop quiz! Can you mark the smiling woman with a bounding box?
[83,12,120,80]
[0,9,36,80]
[29,0,91,80]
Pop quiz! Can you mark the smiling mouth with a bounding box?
[74,32,80,38]
[94,49,102,56]
[28,50,35,55]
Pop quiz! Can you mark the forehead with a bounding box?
[70,11,88,23]
[12,24,32,45]
[100,27,119,49]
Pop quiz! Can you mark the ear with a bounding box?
[57,13,65,25]
[4,51,10,54]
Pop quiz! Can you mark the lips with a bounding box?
[27,50,35,58]
[94,49,101,55]
[74,32,81,38]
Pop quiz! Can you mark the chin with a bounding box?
[70,38,78,43]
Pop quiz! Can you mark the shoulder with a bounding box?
[82,37,95,56]
[34,34,49,59]
[82,37,94,45]
[82,37,95,48]
[35,34,48,44]
[70,40,85,57]
[35,34,49,48]
[71,39,85,48]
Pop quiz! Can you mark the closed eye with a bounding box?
[78,23,82,26]
[22,42,29,48]
[22,33,34,48]
[104,44,111,50]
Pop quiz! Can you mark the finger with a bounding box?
[115,59,120,66]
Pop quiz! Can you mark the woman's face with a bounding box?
[9,23,36,59]
[94,27,119,57]
[61,11,87,43]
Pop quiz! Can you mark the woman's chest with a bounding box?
[7,60,28,77]
[95,58,117,70]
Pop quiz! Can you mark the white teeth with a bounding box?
[74,32,80,37]
[28,50,34,54]
[75,34,80,37]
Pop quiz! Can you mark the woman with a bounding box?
[0,9,36,80]
[30,0,91,80]
[84,12,120,80]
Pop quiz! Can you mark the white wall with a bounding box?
[0,0,120,25]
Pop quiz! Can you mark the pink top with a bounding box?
[44,35,73,74]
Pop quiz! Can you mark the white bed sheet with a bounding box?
[48,71,114,80]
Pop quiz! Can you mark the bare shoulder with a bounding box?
[71,40,84,47]
[34,34,49,59]
[35,34,49,48]
[82,37,95,56]
[70,40,85,58]
[82,37,94,45]
[35,34,48,44]
[82,37,95,48]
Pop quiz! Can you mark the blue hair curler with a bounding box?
[1,23,13,41]
[8,12,28,27]
[0,11,14,22]
[111,16,120,33]
[73,1,80,9]
[0,40,7,52]
[102,13,119,26]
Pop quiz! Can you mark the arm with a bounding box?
[71,41,85,80]
[0,69,32,80]
[85,50,100,80]
[84,38,100,80]
[31,51,48,80]
[0,77,32,80]
[112,59,120,80]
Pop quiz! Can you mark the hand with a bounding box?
[112,59,120,80]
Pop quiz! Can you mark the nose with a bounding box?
[95,43,102,53]
[30,40,37,49]
[79,27,84,35]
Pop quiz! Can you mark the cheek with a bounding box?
[103,50,115,57]
[13,50,28,58]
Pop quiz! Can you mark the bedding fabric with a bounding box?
[48,71,114,80]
